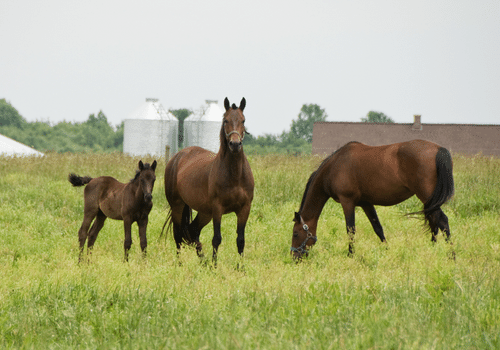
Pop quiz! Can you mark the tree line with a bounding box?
[1,98,393,155]
[0,99,123,153]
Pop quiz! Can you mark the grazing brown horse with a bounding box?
[69,160,157,262]
[291,140,454,259]
[164,97,254,262]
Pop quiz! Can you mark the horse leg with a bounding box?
[361,204,386,243]
[77,210,98,263]
[189,212,211,257]
[426,208,454,258]
[426,209,441,243]
[236,204,251,256]
[123,218,133,262]
[138,217,148,258]
[212,208,223,264]
[86,212,106,256]
[341,200,356,256]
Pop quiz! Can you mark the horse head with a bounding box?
[291,212,318,260]
[222,97,246,153]
[138,160,157,202]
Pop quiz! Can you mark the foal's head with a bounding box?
[135,160,157,202]
[222,97,246,153]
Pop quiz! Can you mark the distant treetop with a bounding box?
[361,111,394,123]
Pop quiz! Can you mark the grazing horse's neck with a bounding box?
[299,171,330,226]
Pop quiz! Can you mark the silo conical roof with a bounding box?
[185,100,224,122]
[127,98,177,121]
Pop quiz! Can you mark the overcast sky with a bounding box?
[1,0,499,136]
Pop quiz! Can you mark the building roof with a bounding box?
[126,98,177,121]
[0,133,44,157]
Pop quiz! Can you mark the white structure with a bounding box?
[123,98,178,158]
[0,133,44,157]
[184,100,224,153]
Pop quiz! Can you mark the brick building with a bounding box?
[312,115,500,157]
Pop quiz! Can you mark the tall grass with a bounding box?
[0,152,499,349]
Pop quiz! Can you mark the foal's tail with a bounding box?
[423,147,455,217]
[68,174,93,187]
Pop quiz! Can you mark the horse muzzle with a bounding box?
[226,130,243,153]
[229,140,242,153]
[290,234,317,260]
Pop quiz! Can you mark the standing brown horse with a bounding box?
[69,160,157,262]
[164,97,254,262]
[291,140,454,259]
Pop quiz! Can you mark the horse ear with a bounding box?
[139,160,144,170]
[294,212,301,223]
[224,97,230,111]
[239,97,246,111]
[151,160,157,171]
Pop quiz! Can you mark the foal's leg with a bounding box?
[123,217,133,262]
[77,209,99,263]
[86,212,107,255]
[137,216,148,258]
[361,204,386,243]
[341,200,356,256]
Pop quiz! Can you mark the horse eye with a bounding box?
[223,119,228,124]
[293,232,298,238]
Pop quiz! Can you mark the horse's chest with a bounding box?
[218,188,248,213]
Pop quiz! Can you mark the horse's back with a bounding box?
[84,176,123,197]
[326,140,443,206]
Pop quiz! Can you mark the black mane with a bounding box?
[219,121,229,155]
[298,141,359,213]
[130,163,152,183]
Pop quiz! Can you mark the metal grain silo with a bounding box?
[183,100,223,153]
[123,98,178,158]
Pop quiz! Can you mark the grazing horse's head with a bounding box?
[137,160,157,202]
[222,97,246,153]
[291,212,317,260]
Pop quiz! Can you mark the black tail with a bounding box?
[160,204,193,244]
[68,174,93,187]
[160,210,173,240]
[423,147,454,218]
[179,204,193,243]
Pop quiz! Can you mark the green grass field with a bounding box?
[0,152,499,349]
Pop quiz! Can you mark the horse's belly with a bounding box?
[362,189,414,206]
[99,196,123,220]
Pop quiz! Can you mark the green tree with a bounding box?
[289,104,328,143]
[170,108,192,148]
[361,111,395,123]
[80,111,116,150]
[0,100,123,153]
[0,99,27,128]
